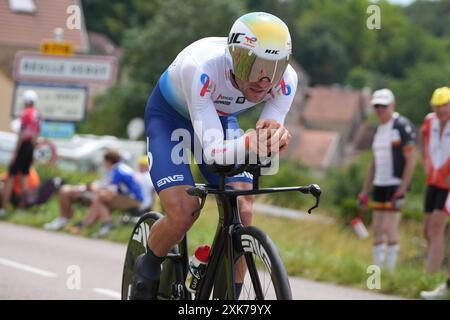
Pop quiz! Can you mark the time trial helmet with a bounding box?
[227,12,291,85]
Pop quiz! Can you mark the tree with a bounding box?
[405,0,450,38]
[388,62,450,125]
[81,0,245,137]
[294,17,351,84]
[81,0,163,44]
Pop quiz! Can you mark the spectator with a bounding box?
[43,180,103,231]
[0,167,40,209]
[419,86,450,300]
[135,155,155,212]
[0,90,40,216]
[67,149,144,237]
[359,88,417,272]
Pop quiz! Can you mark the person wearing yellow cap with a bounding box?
[420,86,450,300]
[135,155,155,212]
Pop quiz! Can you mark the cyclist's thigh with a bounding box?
[147,117,195,193]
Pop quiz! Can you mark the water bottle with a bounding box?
[351,217,369,239]
[185,245,210,293]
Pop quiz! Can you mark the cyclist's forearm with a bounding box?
[203,134,248,165]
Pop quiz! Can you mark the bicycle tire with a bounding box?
[121,211,188,300]
[232,226,292,300]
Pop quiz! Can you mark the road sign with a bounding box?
[40,121,75,139]
[14,51,117,85]
[12,81,88,122]
[40,39,73,56]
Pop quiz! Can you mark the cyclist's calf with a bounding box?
[149,186,200,256]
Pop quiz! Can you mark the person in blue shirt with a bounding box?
[68,149,144,237]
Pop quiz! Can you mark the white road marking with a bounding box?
[92,288,121,299]
[0,257,57,278]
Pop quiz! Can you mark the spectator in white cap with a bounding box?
[358,88,417,271]
[0,90,40,216]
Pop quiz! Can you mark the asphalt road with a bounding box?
[0,222,402,300]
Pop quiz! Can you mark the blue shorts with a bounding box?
[145,82,253,194]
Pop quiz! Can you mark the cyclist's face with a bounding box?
[234,76,273,103]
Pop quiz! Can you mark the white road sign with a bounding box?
[12,82,88,122]
[14,51,117,85]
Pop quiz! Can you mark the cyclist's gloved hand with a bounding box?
[358,192,369,208]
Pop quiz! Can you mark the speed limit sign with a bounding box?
[34,140,57,165]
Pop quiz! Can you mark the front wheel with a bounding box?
[233,226,292,300]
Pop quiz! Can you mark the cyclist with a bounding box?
[131,12,297,299]
[419,86,450,300]
[358,88,416,272]
[1,90,40,215]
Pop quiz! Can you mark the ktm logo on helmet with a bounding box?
[265,49,280,54]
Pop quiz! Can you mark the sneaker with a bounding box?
[420,283,449,300]
[94,222,114,238]
[44,217,69,231]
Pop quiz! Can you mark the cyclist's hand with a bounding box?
[358,192,369,208]
[256,119,292,153]
[246,129,269,157]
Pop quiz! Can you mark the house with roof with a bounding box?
[284,85,371,169]
[0,0,120,132]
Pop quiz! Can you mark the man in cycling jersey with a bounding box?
[1,90,40,216]
[419,86,450,300]
[131,12,297,299]
[359,88,416,272]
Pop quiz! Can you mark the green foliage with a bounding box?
[77,81,150,137]
[81,0,245,137]
[388,62,450,124]
[346,67,382,89]
[81,0,163,44]
[294,15,351,84]
[35,164,98,185]
[405,0,450,38]
[259,160,314,209]
[122,0,245,85]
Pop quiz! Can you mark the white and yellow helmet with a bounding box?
[227,12,292,85]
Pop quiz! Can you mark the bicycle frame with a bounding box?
[185,164,321,300]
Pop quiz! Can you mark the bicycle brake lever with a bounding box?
[186,187,208,216]
[307,184,321,214]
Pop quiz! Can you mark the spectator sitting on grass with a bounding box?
[44,173,110,231]
[67,149,144,238]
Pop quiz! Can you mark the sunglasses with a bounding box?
[373,104,388,109]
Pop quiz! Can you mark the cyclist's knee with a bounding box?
[238,195,254,226]
[164,197,199,235]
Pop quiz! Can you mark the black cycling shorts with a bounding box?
[372,185,403,210]
[424,185,449,214]
[8,140,34,176]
